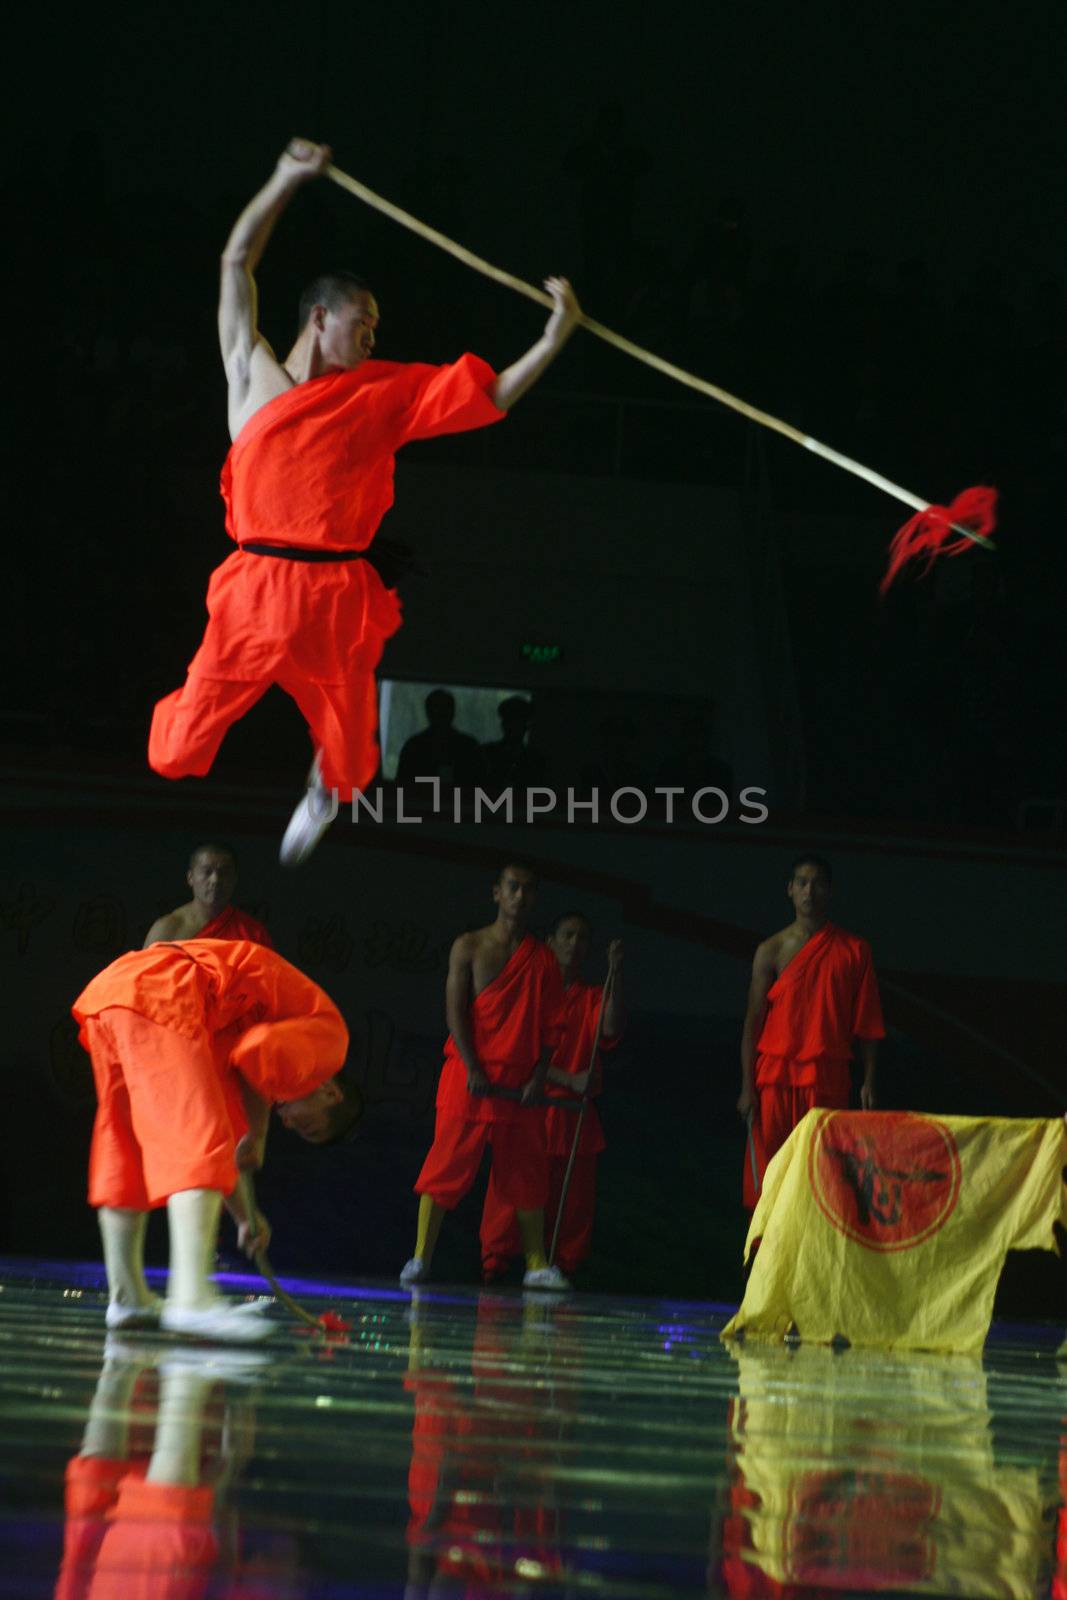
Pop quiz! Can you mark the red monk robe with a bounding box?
[73,939,347,1209]
[198,904,272,948]
[415,935,564,1214]
[744,921,884,1208]
[479,978,620,1277]
[149,356,504,800]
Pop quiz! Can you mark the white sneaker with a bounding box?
[279,756,337,868]
[105,1296,163,1331]
[160,1302,276,1344]
[522,1265,570,1291]
[399,1257,427,1286]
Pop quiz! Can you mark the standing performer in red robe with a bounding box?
[738,856,885,1208]
[148,137,581,866]
[142,842,272,948]
[479,914,626,1280]
[400,861,568,1291]
[74,938,351,1340]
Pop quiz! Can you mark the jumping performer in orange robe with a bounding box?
[738,857,884,1208]
[401,861,569,1290]
[148,137,581,865]
[480,917,625,1280]
[74,938,349,1340]
[143,843,272,948]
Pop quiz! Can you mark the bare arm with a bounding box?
[739,941,777,1118]
[218,138,331,395]
[857,1038,878,1109]
[521,1045,555,1105]
[234,1078,271,1172]
[444,936,490,1093]
[491,277,581,410]
[143,914,180,948]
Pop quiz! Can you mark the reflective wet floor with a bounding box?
[1,1260,1064,1598]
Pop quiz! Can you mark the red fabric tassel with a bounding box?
[880,485,998,595]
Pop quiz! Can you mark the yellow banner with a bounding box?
[719,1342,1057,1599]
[722,1111,1066,1353]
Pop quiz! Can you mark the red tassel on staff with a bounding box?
[880,486,998,595]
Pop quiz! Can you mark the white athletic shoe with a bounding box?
[399,1257,427,1287]
[160,1301,276,1344]
[105,1296,163,1331]
[279,755,337,868]
[522,1265,571,1291]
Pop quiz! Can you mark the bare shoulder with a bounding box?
[226,339,294,442]
[143,910,184,947]
[755,928,790,969]
[448,929,481,965]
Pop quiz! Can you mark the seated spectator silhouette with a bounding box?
[481,697,548,791]
[396,690,484,790]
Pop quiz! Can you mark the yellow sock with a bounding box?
[516,1208,547,1271]
[414,1194,445,1264]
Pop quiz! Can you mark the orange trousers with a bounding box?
[149,661,381,803]
[480,1153,597,1276]
[415,1115,548,1213]
[60,1457,216,1600]
[85,1009,243,1209]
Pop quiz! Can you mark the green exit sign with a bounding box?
[521,643,563,665]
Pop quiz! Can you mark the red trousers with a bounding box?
[743,1079,850,1210]
[480,1153,597,1276]
[85,1009,243,1209]
[415,1114,548,1212]
[149,661,381,803]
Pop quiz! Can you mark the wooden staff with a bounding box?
[325,163,994,554]
[548,947,620,1270]
[237,1172,321,1329]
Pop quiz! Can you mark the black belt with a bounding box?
[241,542,366,563]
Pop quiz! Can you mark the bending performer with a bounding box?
[74,938,354,1340]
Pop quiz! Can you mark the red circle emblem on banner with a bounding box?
[807,1111,962,1252]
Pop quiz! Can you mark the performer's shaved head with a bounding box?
[278,1073,364,1145]
[789,854,832,886]
[297,271,373,334]
[496,856,539,887]
[189,842,238,871]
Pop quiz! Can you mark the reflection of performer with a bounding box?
[74,939,351,1340]
[480,915,625,1280]
[716,1341,1057,1600]
[404,1291,572,1597]
[402,861,569,1290]
[143,842,271,948]
[148,137,580,866]
[56,1341,280,1600]
[737,857,884,1207]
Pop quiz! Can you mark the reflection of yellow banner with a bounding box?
[723,1111,1066,1353]
[722,1343,1055,1600]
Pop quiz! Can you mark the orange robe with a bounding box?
[744,922,884,1208]
[73,938,347,1208]
[480,979,620,1275]
[198,905,272,947]
[149,356,504,799]
[415,936,564,1213]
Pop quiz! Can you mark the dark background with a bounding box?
[3,1,1065,1309]
[9,0,1067,819]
